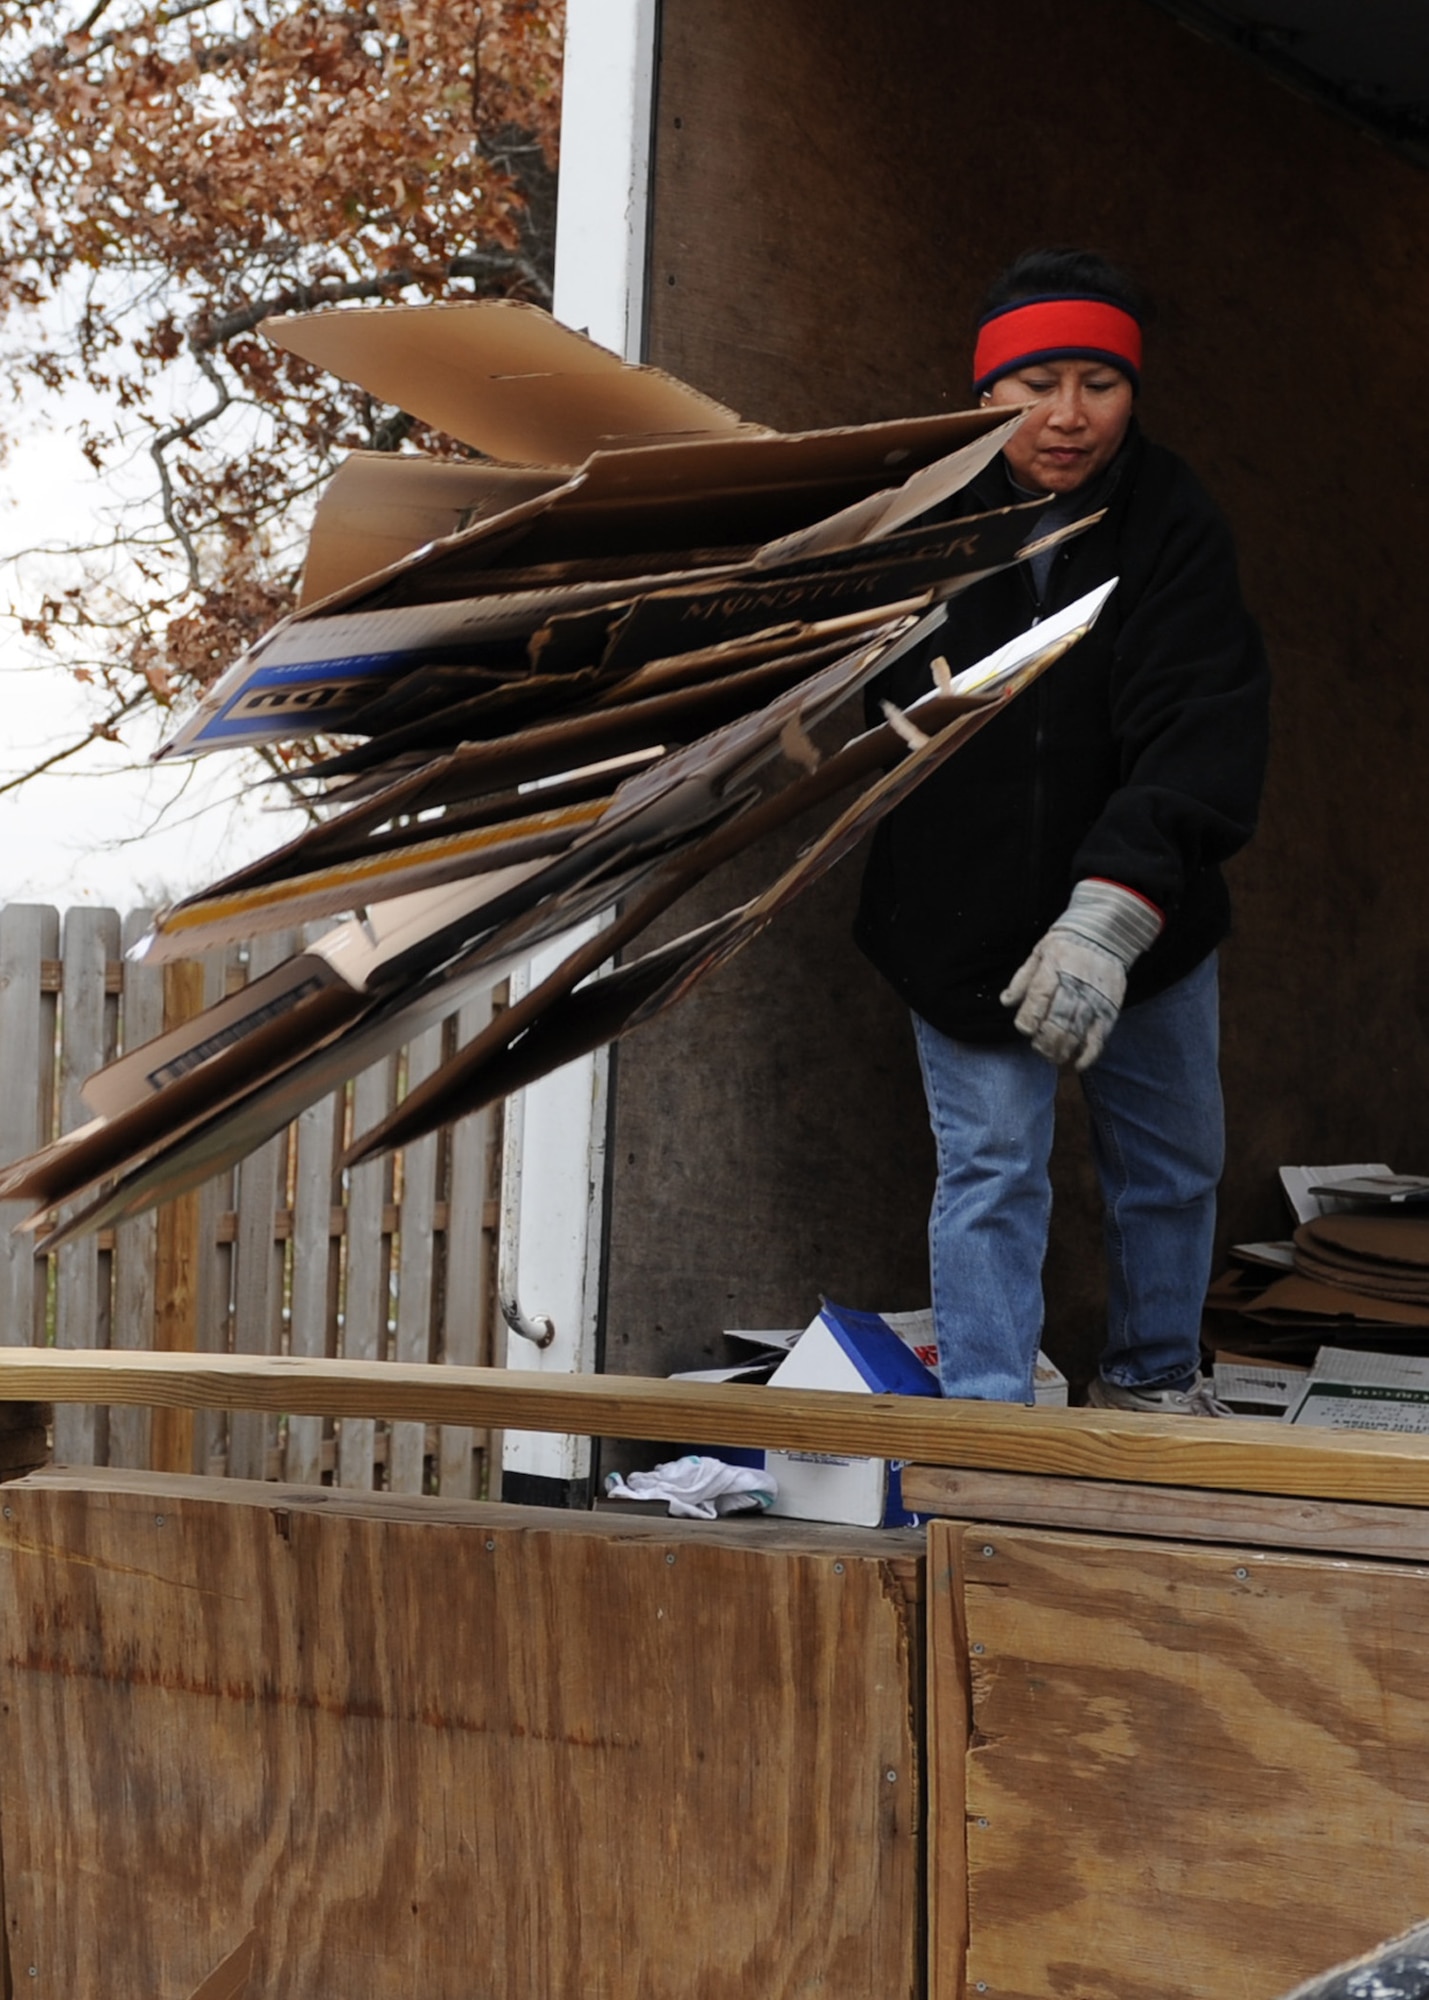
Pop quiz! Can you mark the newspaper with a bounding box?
[1286,1344,1429,1430]
[1289,1384,1429,1433]
[1212,1358,1308,1417]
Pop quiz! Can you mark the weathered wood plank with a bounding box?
[148,957,208,1476]
[935,1521,1429,2000]
[108,912,162,1471]
[927,1491,971,2000]
[904,1465,1429,1561]
[54,908,119,1465]
[285,1088,338,1486]
[0,905,58,1349]
[7,1350,1429,1505]
[439,991,495,1498]
[226,932,293,1482]
[191,946,238,1478]
[0,1473,923,1999]
[336,1056,393,1489]
[15,1463,927,1563]
[389,1025,442,1495]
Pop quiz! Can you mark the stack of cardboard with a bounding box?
[1205,1164,1429,1363]
[0,301,1114,1247]
[1292,1213,1429,1303]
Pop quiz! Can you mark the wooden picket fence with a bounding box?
[0,904,503,1495]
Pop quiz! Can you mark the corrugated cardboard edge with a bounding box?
[260,298,762,465]
[186,1928,257,2000]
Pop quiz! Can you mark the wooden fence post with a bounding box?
[53,908,119,1466]
[148,955,208,1476]
[108,910,162,1470]
[0,905,57,1350]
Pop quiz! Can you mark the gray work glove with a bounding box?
[1000,879,1164,1070]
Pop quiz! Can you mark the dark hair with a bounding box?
[979,247,1148,324]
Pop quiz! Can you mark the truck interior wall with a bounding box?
[603,0,1429,1388]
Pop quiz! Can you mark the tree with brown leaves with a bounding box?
[0,0,562,792]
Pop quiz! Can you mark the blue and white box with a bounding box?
[764,1302,942,1529]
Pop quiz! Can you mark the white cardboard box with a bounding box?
[755,1303,1068,1529]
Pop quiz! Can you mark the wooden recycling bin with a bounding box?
[0,1468,924,1999]
[912,1464,1429,2000]
[2,1362,1429,1997]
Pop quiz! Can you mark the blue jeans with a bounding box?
[911,954,1224,1402]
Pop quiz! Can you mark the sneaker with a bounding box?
[1086,1374,1231,1418]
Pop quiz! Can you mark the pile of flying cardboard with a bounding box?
[0,301,1114,1248]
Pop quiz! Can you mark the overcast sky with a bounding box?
[0,374,307,915]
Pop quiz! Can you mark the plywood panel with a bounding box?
[930,1520,1429,2000]
[0,1474,924,1999]
[927,1502,972,2000]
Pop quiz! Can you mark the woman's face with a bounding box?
[985,357,1135,495]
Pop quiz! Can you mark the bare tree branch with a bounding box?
[148,349,232,589]
[0,687,150,800]
[0,0,564,798]
[197,250,550,349]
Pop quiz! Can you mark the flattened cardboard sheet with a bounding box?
[141,801,608,957]
[169,475,1037,763]
[1243,1275,1429,1330]
[309,623,905,782]
[155,755,652,909]
[0,969,365,1214]
[344,591,1111,1161]
[1300,1214,1429,1269]
[33,939,531,1250]
[143,628,902,951]
[301,502,1049,781]
[159,570,728,759]
[297,454,570,608]
[335,414,1027,615]
[261,298,758,463]
[57,618,923,1223]
[82,953,350,1119]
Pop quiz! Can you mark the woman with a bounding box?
[856,246,1270,1414]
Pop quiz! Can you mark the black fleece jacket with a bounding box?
[854,423,1270,1041]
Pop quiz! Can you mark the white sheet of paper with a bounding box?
[1279,1162,1394,1226]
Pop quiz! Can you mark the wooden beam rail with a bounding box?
[902,1465,1429,1561]
[3,1347,1429,1507]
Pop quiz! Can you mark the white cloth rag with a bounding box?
[604,1455,778,1520]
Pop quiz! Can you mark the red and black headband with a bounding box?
[972,293,1142,395]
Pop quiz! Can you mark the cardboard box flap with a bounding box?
[298,404,1020,617]
[565,406,1015,508]
[298,453,573,609]
[262,299,760,465]
[771,1303,941,1398]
